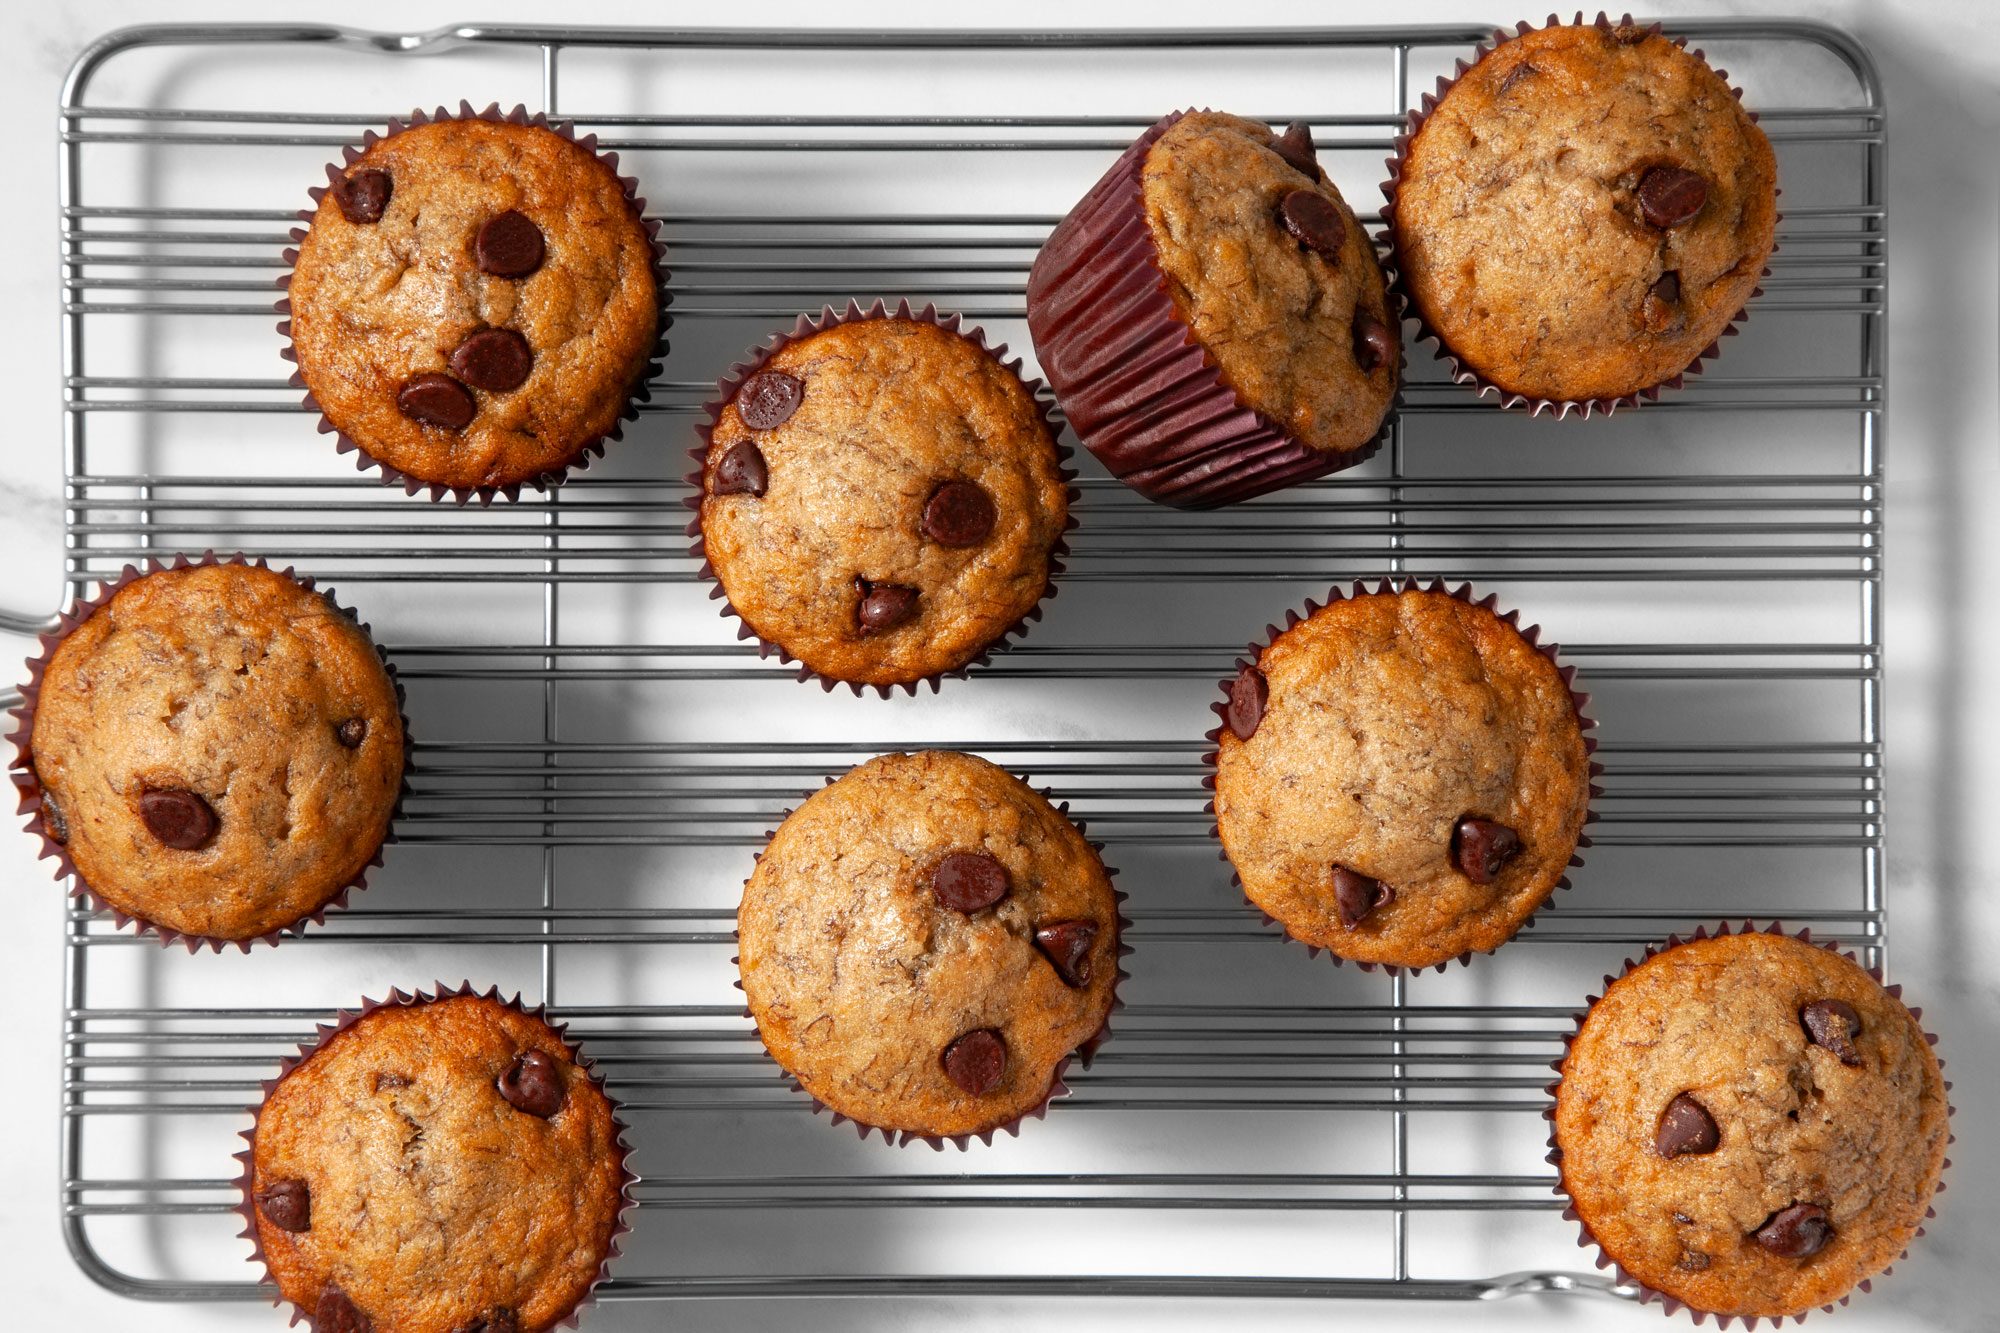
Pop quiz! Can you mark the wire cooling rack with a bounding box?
[10,18,1883,1311]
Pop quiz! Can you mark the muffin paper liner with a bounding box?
[234,983,636,1331]
[684,299,1078,698]
[279,101,672,505]
[1544,922,1954,1327]
[1025,109,1399,509]
[1380,13,1778,418]
[6,553,412,953]
[1201,578,1601,974]
[730,760,1130,1150]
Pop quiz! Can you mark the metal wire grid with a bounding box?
[19,19,1884,1308]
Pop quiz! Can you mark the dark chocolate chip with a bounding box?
[330,169,391,225]
[397,373,476,430]
[455,1311,520,1333]
[255,1177,310,1233]
[336,718,368,749]
[1638,166,1709,229]
[1752,1203,1834,1259]
[1678,1250,1712,1272]
[1451,816,1521,885]
[941,1029,1007,1095]
[475,210,545,278]
[139,788,216,851]
[711,440,768,497]
[855,580,919,636]
[1331,865,1393,928]
[39,792,68,845]
[1498,61,1541,96]
[1226,665,1267,741]
[1673,1211,1695,1225]
[1801,999,1864,1066]
[1650,270,1683,306]
[1272,120,1318,177]
[317,1284,374,1333]
[931,851,1010,913]
[497,1048,565,1118]
[449,328,534,393]
[737,369,804,431]
[1353,312,1396,373]
[1655,1092,1721,1159]
[922,480,997,548]
[1278,188,1346,259]
[1034,920,1100,988]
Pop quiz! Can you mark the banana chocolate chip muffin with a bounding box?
[17,561,404,945]
[1553,930,1949,1320]
[695,308,1069,692]
[1211,585,1592,970]
[287,108,661,496]
[1387,18,1778,406]
[245,989,629,1333]
[737,750,1119,1142]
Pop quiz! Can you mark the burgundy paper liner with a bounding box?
[234,983,636,1330]
[1380,14,1779,419]
[684,299,1078,698]
[730,759,1131,1151]
[1543,922,1955,1327]
[6,553,412,953]
[278,101,672,505]
[1201,578,1601,974]
[1025,109,1400,509]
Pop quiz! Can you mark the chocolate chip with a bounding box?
[1278,188,1346,259]
[455,1311,520,1333]
[1801,999,1864,1066]
[1641,269,1684,333]
[711,440,768,497]
[139,788,215,850]
[922,480,997,548]
[397,373,476,430]
[330,169,391,225]
[1226,665,1267,741]
[1272,120,1317,176]
[475,210,545,279]
[449,328,534,393]
[1752,1203,1834,1259]
[336,718,368,749]
[317,1284,374,1333]
[941,1029,1007,1095]
[931,851,1010,913]
[1638,166,1709,229]
[1678,1250,1711,1272]
[1332,865,1392,928]
[1353,312,1396,373]
[855,580,919,636]
[736,369,804,431]
[1451,816,1521,884]
[1655,1092,1721,1159]
[1673,1211,1695,1225]
[497,1049,565,1118]
[1650,271,1682,306]
[1498,61,1541,96]
[1034,920,1099,988]
[254,1177,310,1232]
[39,792,68,845]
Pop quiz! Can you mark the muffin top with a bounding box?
[698,317,1068,689]
[248,993,627,1333]
[737,750,1119,1140]
[1142,111,1399,454]
[1554,932,1949,1318]
[289,116,659,493]
[1391,20,1777,402]
[25,563,403,942]
[1212,587,1590,969]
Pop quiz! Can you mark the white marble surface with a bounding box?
[1,1,1994,1329]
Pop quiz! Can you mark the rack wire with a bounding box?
[20,19,1883,1311]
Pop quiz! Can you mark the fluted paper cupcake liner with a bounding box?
[235,983,636,1330]
[1380,13,1778,418]
[1543,922,1954,1326]
[279,101,671,505]
[1201,577,1601,973]
[1026,109,1399,508]
[6,553,411,952]
[684,299,1077,698]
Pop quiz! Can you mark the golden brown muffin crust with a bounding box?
[1554,933,1949,1318]
[737,751,1119,1139]
[1392,21,1777,402]
[1213,589,1590,968]
[699,319,1068,688]
[289,118,659,491]
[27,564,403,941]
[250,994,626,1333]
[1142,112,1399,453]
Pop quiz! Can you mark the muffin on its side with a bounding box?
[737,750,1120,1142]
[1552,930,1949,1320]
